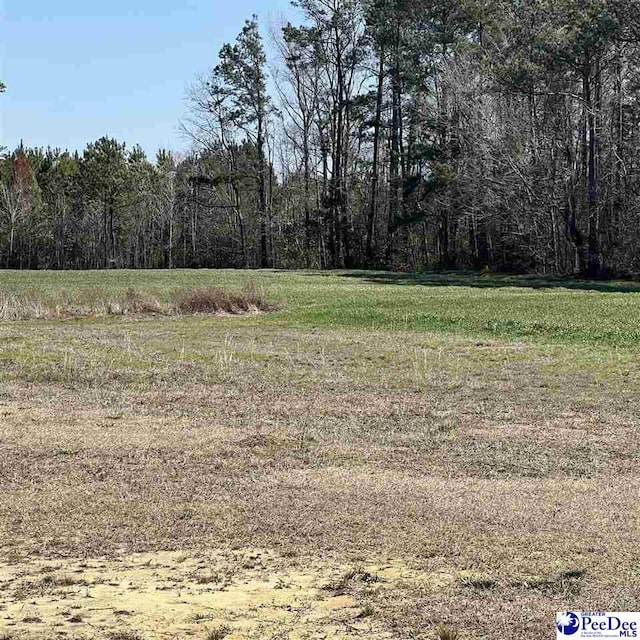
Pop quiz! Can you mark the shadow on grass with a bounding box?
[338,270,640,294]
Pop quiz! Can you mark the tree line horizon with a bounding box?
[1,0,639,277]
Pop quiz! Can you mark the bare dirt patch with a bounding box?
[1,549,443,639]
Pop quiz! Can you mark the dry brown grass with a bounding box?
[0,290,50,320]
[177,285,274,315]
[123,287,165,314]
[0,298,639,638]
[0,285,274,320]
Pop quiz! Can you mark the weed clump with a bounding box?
[177,285,273,315]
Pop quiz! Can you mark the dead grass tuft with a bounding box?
[204,625,232,640]
[238,432,284,449]
[190,612,215,622]
[193,573,220,584]
[14,572,86,599]
[46,573,80,587]
[107,632,145,640]
[557,567,587,580]
[177,285,273,315]
[358,604,376,618]
[458,575,498,591]
[510,569,586,596]
[124,288,164,314]
[436,624,460,640]
[324,567,382,594]
[0,290,49,320]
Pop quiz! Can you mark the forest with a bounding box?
[1,0,640,276]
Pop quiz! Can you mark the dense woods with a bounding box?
[2,0,640,275]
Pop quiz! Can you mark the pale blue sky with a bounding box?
[1,0,295,156]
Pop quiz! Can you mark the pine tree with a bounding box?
[213,17,272,268]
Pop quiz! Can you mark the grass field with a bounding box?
[1,269,639,640]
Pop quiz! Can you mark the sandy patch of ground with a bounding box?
[0,549,451,639]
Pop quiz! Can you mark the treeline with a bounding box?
[2,0,640,275]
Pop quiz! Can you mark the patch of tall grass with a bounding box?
[0,285,275,320]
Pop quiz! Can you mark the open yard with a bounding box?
[0,270,639,640]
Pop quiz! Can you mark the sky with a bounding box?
[1,0,295,157]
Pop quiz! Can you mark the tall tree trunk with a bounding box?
[303,116,312,267]
[584,60,600,277]
[366,51,385,265]
[331,29,346,268]
[386,29,402,267]
[257,109,269,268]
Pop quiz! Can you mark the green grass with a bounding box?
[2,268,639,399]
[1,268,640,348]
